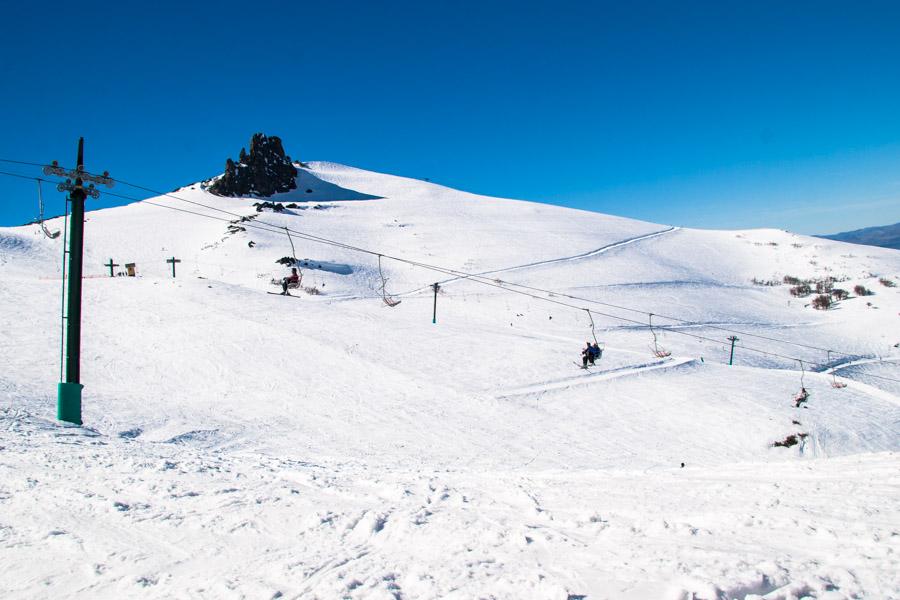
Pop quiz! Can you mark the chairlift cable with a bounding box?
[0,168,898,384]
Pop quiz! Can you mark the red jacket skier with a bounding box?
[281,268,301,295]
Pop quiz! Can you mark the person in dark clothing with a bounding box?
[281,267,301,295]
[581,342,594,367]
[591,342,602,362]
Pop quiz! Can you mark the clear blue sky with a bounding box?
[2,0,899,234]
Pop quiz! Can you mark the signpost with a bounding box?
[166,256,181,278]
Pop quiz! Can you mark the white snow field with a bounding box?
[1,162,899,599]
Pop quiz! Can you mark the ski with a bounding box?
[267,292,301,298]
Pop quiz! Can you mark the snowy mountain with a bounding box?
[1,161,899,599]
[819,221,900,250]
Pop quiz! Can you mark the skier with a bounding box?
[281,267,301,295]
[581,342,595,368]
[591,342,602,362]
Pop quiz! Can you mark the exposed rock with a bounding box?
[209,133,298,197]
[253,201,286,213]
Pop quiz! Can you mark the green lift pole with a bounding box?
[57,139,87,424]
[431,282,440,324]
[727,335,739,366]
[49,139,113,425]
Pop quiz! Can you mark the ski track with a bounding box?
[2,413,898,599]
[400,226,679,295]
[496,357,696,399]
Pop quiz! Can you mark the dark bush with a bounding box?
[773,433,808,448]
[790,284,812,297]
[879,278,896,288]
[812,294,832,310]
[751,277,779,286]
[831,288,849,301]
[854,285,873,296]
[783,275,801,285]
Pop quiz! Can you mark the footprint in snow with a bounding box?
[164,429,218,445]
[347,511,388,541]
[118,428,142,439]
[136,575,158,587]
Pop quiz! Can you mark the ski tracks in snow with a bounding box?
[401,226,679,295]
[495,356,696,400]
[2,411,899,599]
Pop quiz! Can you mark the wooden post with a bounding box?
[166,256,181,278]
[104,258,119,277]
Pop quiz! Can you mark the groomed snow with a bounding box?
[1,162,898,599]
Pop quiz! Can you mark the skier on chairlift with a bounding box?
[281,267,300,295]
[581,341,599,368]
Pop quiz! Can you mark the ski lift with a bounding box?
[585,309,604,359]
[648,313,671,358]
[377,254,401,307]
[36,180,60,239]
[271,227,303,292]
[793,360,809,406]
[827,351,847,388]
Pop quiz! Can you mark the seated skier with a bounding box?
[581,342,595,368]
[591,342,602,362]
[281,267,301,295]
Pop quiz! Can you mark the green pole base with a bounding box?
[57,382,83,425]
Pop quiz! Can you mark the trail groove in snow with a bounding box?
[496,356,696,399]
[401,226,679,295]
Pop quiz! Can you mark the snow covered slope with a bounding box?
[1,162,899,599]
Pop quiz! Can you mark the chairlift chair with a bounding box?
[793,360,810,405]
[377,255,401,307]
[648,314,671,358]
[36,180,60,239]
[827,351,847,388]
[585,309,605,360]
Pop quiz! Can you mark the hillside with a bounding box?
[819,221,900,250]
[1,162,899,599]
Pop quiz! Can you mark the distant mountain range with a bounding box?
[818,222,900,250]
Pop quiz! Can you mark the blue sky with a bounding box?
[1,0,899,233]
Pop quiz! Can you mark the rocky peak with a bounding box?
[209,133,298,197]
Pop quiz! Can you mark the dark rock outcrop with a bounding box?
[209,133,298,197]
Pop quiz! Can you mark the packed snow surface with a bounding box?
[1,162,899,599]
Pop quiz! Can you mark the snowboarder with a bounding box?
[281,267,301,295]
